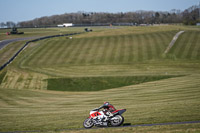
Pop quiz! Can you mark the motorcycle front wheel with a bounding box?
[83,118,94,129]
[110,115,124,127]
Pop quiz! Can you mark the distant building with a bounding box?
[57,23,73,27]
[196,23,200,26]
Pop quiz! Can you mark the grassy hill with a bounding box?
[0,25,200,132]
[168,30,200,60]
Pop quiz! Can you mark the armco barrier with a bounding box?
[0,32,82,71]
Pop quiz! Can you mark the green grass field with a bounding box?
[0,25,200,132]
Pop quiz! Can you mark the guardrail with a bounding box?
[0,32,82,71]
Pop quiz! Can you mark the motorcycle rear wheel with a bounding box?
[110,115,124,127]
[83,118,94,129]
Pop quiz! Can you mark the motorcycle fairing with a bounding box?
[112,109,126,115]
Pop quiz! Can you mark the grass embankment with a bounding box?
[20,31,176,67]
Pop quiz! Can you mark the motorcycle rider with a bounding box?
[98,102,116,117]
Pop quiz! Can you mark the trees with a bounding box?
[1,3,200,28]
[12,3,199,27]
[183,8,200,25]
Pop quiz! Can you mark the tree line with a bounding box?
[1,4,200,28]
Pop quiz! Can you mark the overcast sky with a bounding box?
[0,0,200,23]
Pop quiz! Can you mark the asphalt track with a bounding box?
[1,121,200,133]
[0,37,40,50]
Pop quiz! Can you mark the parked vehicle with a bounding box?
[6,27,24,35]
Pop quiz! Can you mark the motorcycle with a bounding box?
[83,108,126,128]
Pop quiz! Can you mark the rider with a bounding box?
[98,102,116,117]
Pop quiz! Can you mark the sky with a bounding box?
[0,0,200,23]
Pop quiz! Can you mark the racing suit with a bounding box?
[98,103,116,117]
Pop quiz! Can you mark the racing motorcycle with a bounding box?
[83,108,126,128]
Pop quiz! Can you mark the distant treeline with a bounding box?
[1,4,200,28]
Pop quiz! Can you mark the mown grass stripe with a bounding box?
[132,35,139,61]
[84,38,98,64]
[109,36,118,63]
[64,38,85,64]
[72,38,89,64]
[122,35,130,63]
[149,34,158,59]
[197,43,200,60]
[105,36,115,64]
[158,32,172,50]
[195,34,200,59]
[26,40,52,66]
[19,42,43,67]
[190,33,200,59]
[128,35,134,62]
[77,38,96,64]
[32,40,56,66]
[186,31,199,59]
[142,34,150,61]
[55,39,75,64]
[118,36,125,62]
[48,39,66,65]
[89,38,101,64]
[103,37,114,64]
[61,39,81,64]
[143,34,152,60]
[181,31,196,59]
[41,40,63,66]
[176,32,192,58]
[154,32,166,56]
[113,36,121,63]
[93,37,105,64]
[99,37,109,64]
[149,33,159,58]
[137,35,143,61]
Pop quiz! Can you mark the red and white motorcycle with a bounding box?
[83,108,126,128]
